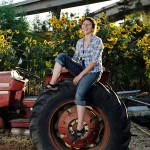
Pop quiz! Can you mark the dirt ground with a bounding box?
[129,122,150,150]
[0,122,150,150]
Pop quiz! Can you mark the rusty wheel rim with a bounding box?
[48,102,110,150]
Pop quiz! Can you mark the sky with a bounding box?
[5,0,120,22]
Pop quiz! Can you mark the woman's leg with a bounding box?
[77,105,86,130]
[69,72,100,140]
[49,53,84,84]
[75,72,100,130]
[46,53,84,90]
[50,62,62,85]
[55,53,84,76]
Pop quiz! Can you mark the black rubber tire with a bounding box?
[30,80,131,150]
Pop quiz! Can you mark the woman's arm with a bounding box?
[91,38,104,63]
[73,62,96,85]
[72,40,80,61]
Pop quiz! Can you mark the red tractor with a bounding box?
[0,67,130,150]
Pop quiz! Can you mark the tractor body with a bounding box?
[0,69,109,133]
[0,68,131,150]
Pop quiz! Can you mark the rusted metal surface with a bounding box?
[58,106,101,148]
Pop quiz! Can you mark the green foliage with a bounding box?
[0,4,28,32]
[0,2,149,91]
[99,14,149,89]
[0,29,16,70]
[45,12,149,90]
[0,2,29,70]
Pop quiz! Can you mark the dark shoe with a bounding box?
[44,83,58,91]
[69,128,85,141]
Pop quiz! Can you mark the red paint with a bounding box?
[23,97,37,107]
[0,91,15,107]
[0,117,3,129]
[0,69,109,130]
[10,119,30,128]
[0,71,24,91]
[0,71,25,107]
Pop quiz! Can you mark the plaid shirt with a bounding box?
[73,35,104,73]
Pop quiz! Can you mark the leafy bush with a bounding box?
[0,3,149,90]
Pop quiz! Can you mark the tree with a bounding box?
[0,2,29,70]
[0,3,28,32]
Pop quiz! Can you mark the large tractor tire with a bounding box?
[30,80,131,150]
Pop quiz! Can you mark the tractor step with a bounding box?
[10,118,30,128]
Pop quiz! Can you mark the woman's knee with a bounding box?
[55,53,67,67]
[74,92,86,106]
[74,100,86,106]
[57,53,67,60]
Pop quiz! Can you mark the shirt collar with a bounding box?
[81,35,95,43]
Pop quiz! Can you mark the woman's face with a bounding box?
[82,20,94,35]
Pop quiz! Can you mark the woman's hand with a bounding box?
[73,62,97,85]
[73,74,83,85]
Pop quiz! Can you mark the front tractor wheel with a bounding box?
[30,81,131,150]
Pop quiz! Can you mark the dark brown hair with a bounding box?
[83,17,97,34]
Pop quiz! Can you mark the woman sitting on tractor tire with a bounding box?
[45,17,104,141]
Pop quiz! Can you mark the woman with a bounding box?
[45,17,104,141]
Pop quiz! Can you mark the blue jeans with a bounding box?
[55,53,101,106]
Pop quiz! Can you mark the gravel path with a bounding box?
[0,122,150,150]
[129,122,150,150]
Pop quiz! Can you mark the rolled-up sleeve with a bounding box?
[91,38,104,63]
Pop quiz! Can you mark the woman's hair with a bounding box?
[82,17,97,35]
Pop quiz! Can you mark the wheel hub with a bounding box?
[58,106,101,149]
